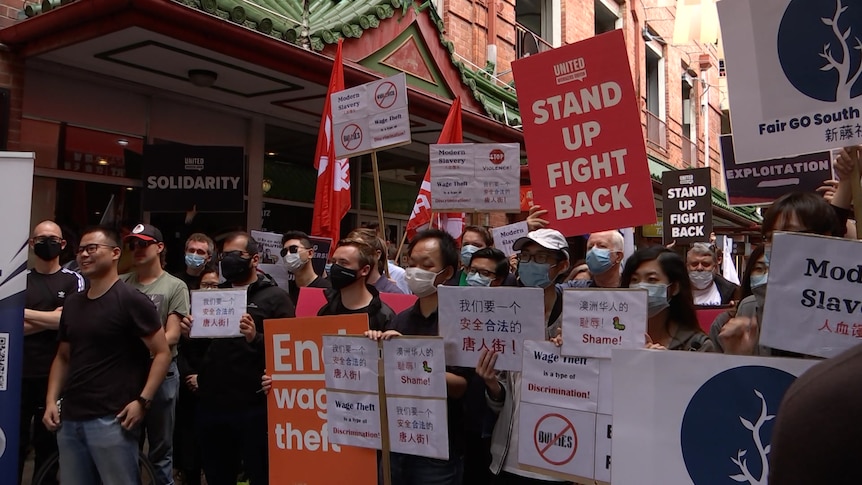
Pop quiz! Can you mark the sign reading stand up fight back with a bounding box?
[512,29,655,236]
[661,168,713,245]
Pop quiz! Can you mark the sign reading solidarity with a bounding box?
[142,145,245,212]
[429,143,521,211]
[661,167,713,245]
[761,232,862,358]
[717,0,862,162]
[561,289,648,359]
[720,135,834,206]
[331,72,411,158]
[512,29,655,236]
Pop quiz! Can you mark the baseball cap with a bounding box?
[126,223,163,243]
[512,228,569,260]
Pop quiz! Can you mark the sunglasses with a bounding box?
[127,239,157,250]
[280,245,310,257]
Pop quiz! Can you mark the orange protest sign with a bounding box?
[265,315,377,484]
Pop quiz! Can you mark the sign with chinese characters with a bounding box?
[491,221,530,257]
[720,135,834,206]
[512,29,655,236]
[383,338,446,398]
[760,232,862,358]
[717,0,862,162]
[561,289,648,359]
[252,230,332,288]
[611,349,816,485]
[387,396,449,460]
[326,390,383,450]
[266,315,377,484]
[661,168,713,245]
[429,143,521,212]
[438,286,545,371]
[331,72,411,158]
[518,402,597,480]
[520,340,600,412]
[323,335,379,394]
[189,289,247,338]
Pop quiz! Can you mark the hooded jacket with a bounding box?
[317,284,395,331]
[197,276,295,410]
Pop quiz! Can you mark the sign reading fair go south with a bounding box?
[142,145,245,212]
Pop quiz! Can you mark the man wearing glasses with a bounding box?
[19,221,85,485]
[464,247,509,288]
[120,223,190,485]
[281,230,329,305]
[43,225,171,484]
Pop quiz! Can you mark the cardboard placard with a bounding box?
[661,167,713,245]
[383,338,447,398]
[429,143,521,211]
[189,289,247,338]
[561,289,648,359]
[491,221,530,257]
[331,73,411,158]
[520,340,600,412]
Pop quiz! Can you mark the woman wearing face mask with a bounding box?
[709,245,766,354]
[621,246,714,351]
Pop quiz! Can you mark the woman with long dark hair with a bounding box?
[621,246,714,351]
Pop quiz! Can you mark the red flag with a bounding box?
[405,97,465,240]
[311,40,350,244]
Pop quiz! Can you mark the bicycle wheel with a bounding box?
[31,450,160,485]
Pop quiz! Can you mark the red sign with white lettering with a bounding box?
[512,30,656,236]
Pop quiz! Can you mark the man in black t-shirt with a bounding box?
[43,226,170,484]
[18,220,85,485]
[175,233,215,291]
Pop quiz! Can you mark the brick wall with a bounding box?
[0,0,23,150]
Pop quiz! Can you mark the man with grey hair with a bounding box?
[686,242,738,306]
[584,230,625,288]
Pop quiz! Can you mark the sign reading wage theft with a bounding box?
[429,143,521,212]
[719,135,834,206]
[661,167,713,245]
[717,0,862,162]
[512,29,655,236]
[142,145,244,212]
[760,232,862,358]
[331,72,411,158]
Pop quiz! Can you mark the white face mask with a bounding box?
[405,267,443,297]
[283,252,305,273]
[689,271,715,290]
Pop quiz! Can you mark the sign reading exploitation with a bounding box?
[717,0,862,162]
[661,168,713,245]
[331,73,411,158]
[760,232,862,358]
[512,30,655,236]
[429,143,521,211]
[561,289,648,359]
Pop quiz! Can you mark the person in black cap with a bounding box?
[120,223,190,485]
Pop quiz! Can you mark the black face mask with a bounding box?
[329,264,360,290]
[34,239,63,261]
[221,253,253,283]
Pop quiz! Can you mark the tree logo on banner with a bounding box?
[679,366,796,485]
[778,0,862,102]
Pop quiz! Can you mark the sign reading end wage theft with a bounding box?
[512,30,655,236]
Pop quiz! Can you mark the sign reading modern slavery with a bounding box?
[661,167,713,245]
[429,143,521,212]
[512,29,655,236]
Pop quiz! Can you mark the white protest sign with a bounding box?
[326,390,383,450]
[611,349,817,485]
[760,232,862,358]
[322,335,379,394]
[520,340,600,412]
[332,72,411,158]
[491,221,529,257]
[251,230,290,288]
[430,143,521,211]
[387,396,449,460]
[438,286,545,371]
[594,414,612,484]
[717,0,862,162]
[597,358,613,416]
[189,289,247,338]
[383,338,446,398]
[561,289,648,358]
[518,402,597,480]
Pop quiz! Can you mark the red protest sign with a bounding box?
[512,30,655,236]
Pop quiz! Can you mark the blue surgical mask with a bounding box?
[466,272,493,287]
[631,282,670,317]
[185,253,206,269]
[764,245,772,265]
[460,245,480,267]
[324,263,333,274]
[518,261,553,288]
[750,273,768,289]
[586,248,614,275]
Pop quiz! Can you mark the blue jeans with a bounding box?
[57,416,142,485]
[142,359,179,485]
[388,453,464,485]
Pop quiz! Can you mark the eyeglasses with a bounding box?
[518,252,555,264]
[76,244,117,255]
[127,239,157,250]
[32,236,62,244]
[280,245,310,257]
[467,268,497,279]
